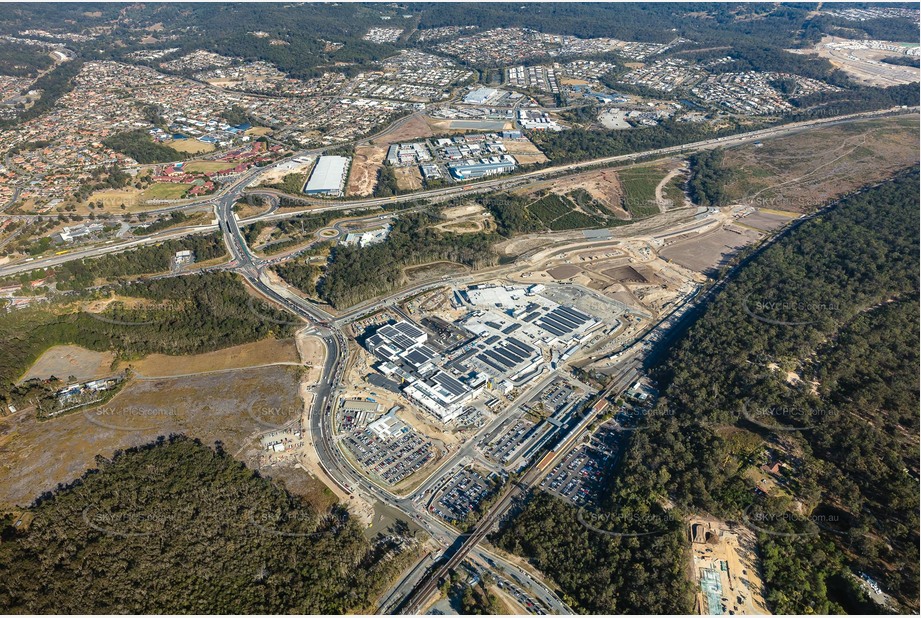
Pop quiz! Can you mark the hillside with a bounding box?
[0,436,409,613]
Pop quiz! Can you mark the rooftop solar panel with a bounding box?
[483,349,513,370]
[394,321,426,340]
[536,319,567,336]
[505,339,534,358]
[484,335,500,345]
[492,347,520,365]
[542,315,575,332]
[502,323,521,334]
[433,372,467,398]
[476,353,506,373]
[556,306,591,323]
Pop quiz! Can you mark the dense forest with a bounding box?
[102,130,184,164]
[611,167,920,611]
[528,119,742,165]
[0,436,411,613]
[686,149,732,207]
[0,272,296,408]
[493,492,693,614]
[279,211,498,309]
[0,41,53,77]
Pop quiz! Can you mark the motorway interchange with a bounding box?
[0,106,915,614]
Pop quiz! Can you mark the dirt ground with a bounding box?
[434,202,495,234]
[660,226,762,274]
[295,330,326,384]
[372,113,435,145]
[502,138,549,165]
[721,115,920,211]
[395,166,423,191]
[256,157,315,186]
[18,345,116,383]
[0,365,303,510]
[689,516,770,615]
[123,338,300,377]
[347,144,387,196]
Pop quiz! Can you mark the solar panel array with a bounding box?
[394,321,426,341]
[377,325,418,351]
[475,336,537,374]
[535,306,594,338]
[403,345,436,368]
[432,372,468,399]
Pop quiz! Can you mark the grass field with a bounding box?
[0,365,305,510]
[124,338,300,377]
[141,182,192,200]
[79,182,192,214]
[182,160,236,173]
[169,138,215,154]
[245,126,274,137]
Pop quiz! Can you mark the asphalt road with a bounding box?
[2,106,914,280]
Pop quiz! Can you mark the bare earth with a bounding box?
[722,115,920,211]
[395,166,423,191]
[347,145,387,196]
[0,365,303,509]
[372,113,434,145]
[19,345,116,384]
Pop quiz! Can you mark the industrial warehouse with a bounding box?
[359,284,608,424]
[303,155,351,196]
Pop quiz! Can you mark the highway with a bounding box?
[395,361,640,614]
[1,106,915,280]
[3,104,913,613]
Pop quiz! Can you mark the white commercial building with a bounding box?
[464,87,498,104]
[304,155,350,196]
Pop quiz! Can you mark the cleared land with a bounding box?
[502,137,549,165]
[0,365,303,509]
[18,345,116,384]
[689,517,769,615]
[720,115,920,211]
[660,225,761,274]
[394,166,423,191]
[372,113,434,144]
[347,145,387,197]
[806,36,920,87]
[124,338,300,377]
